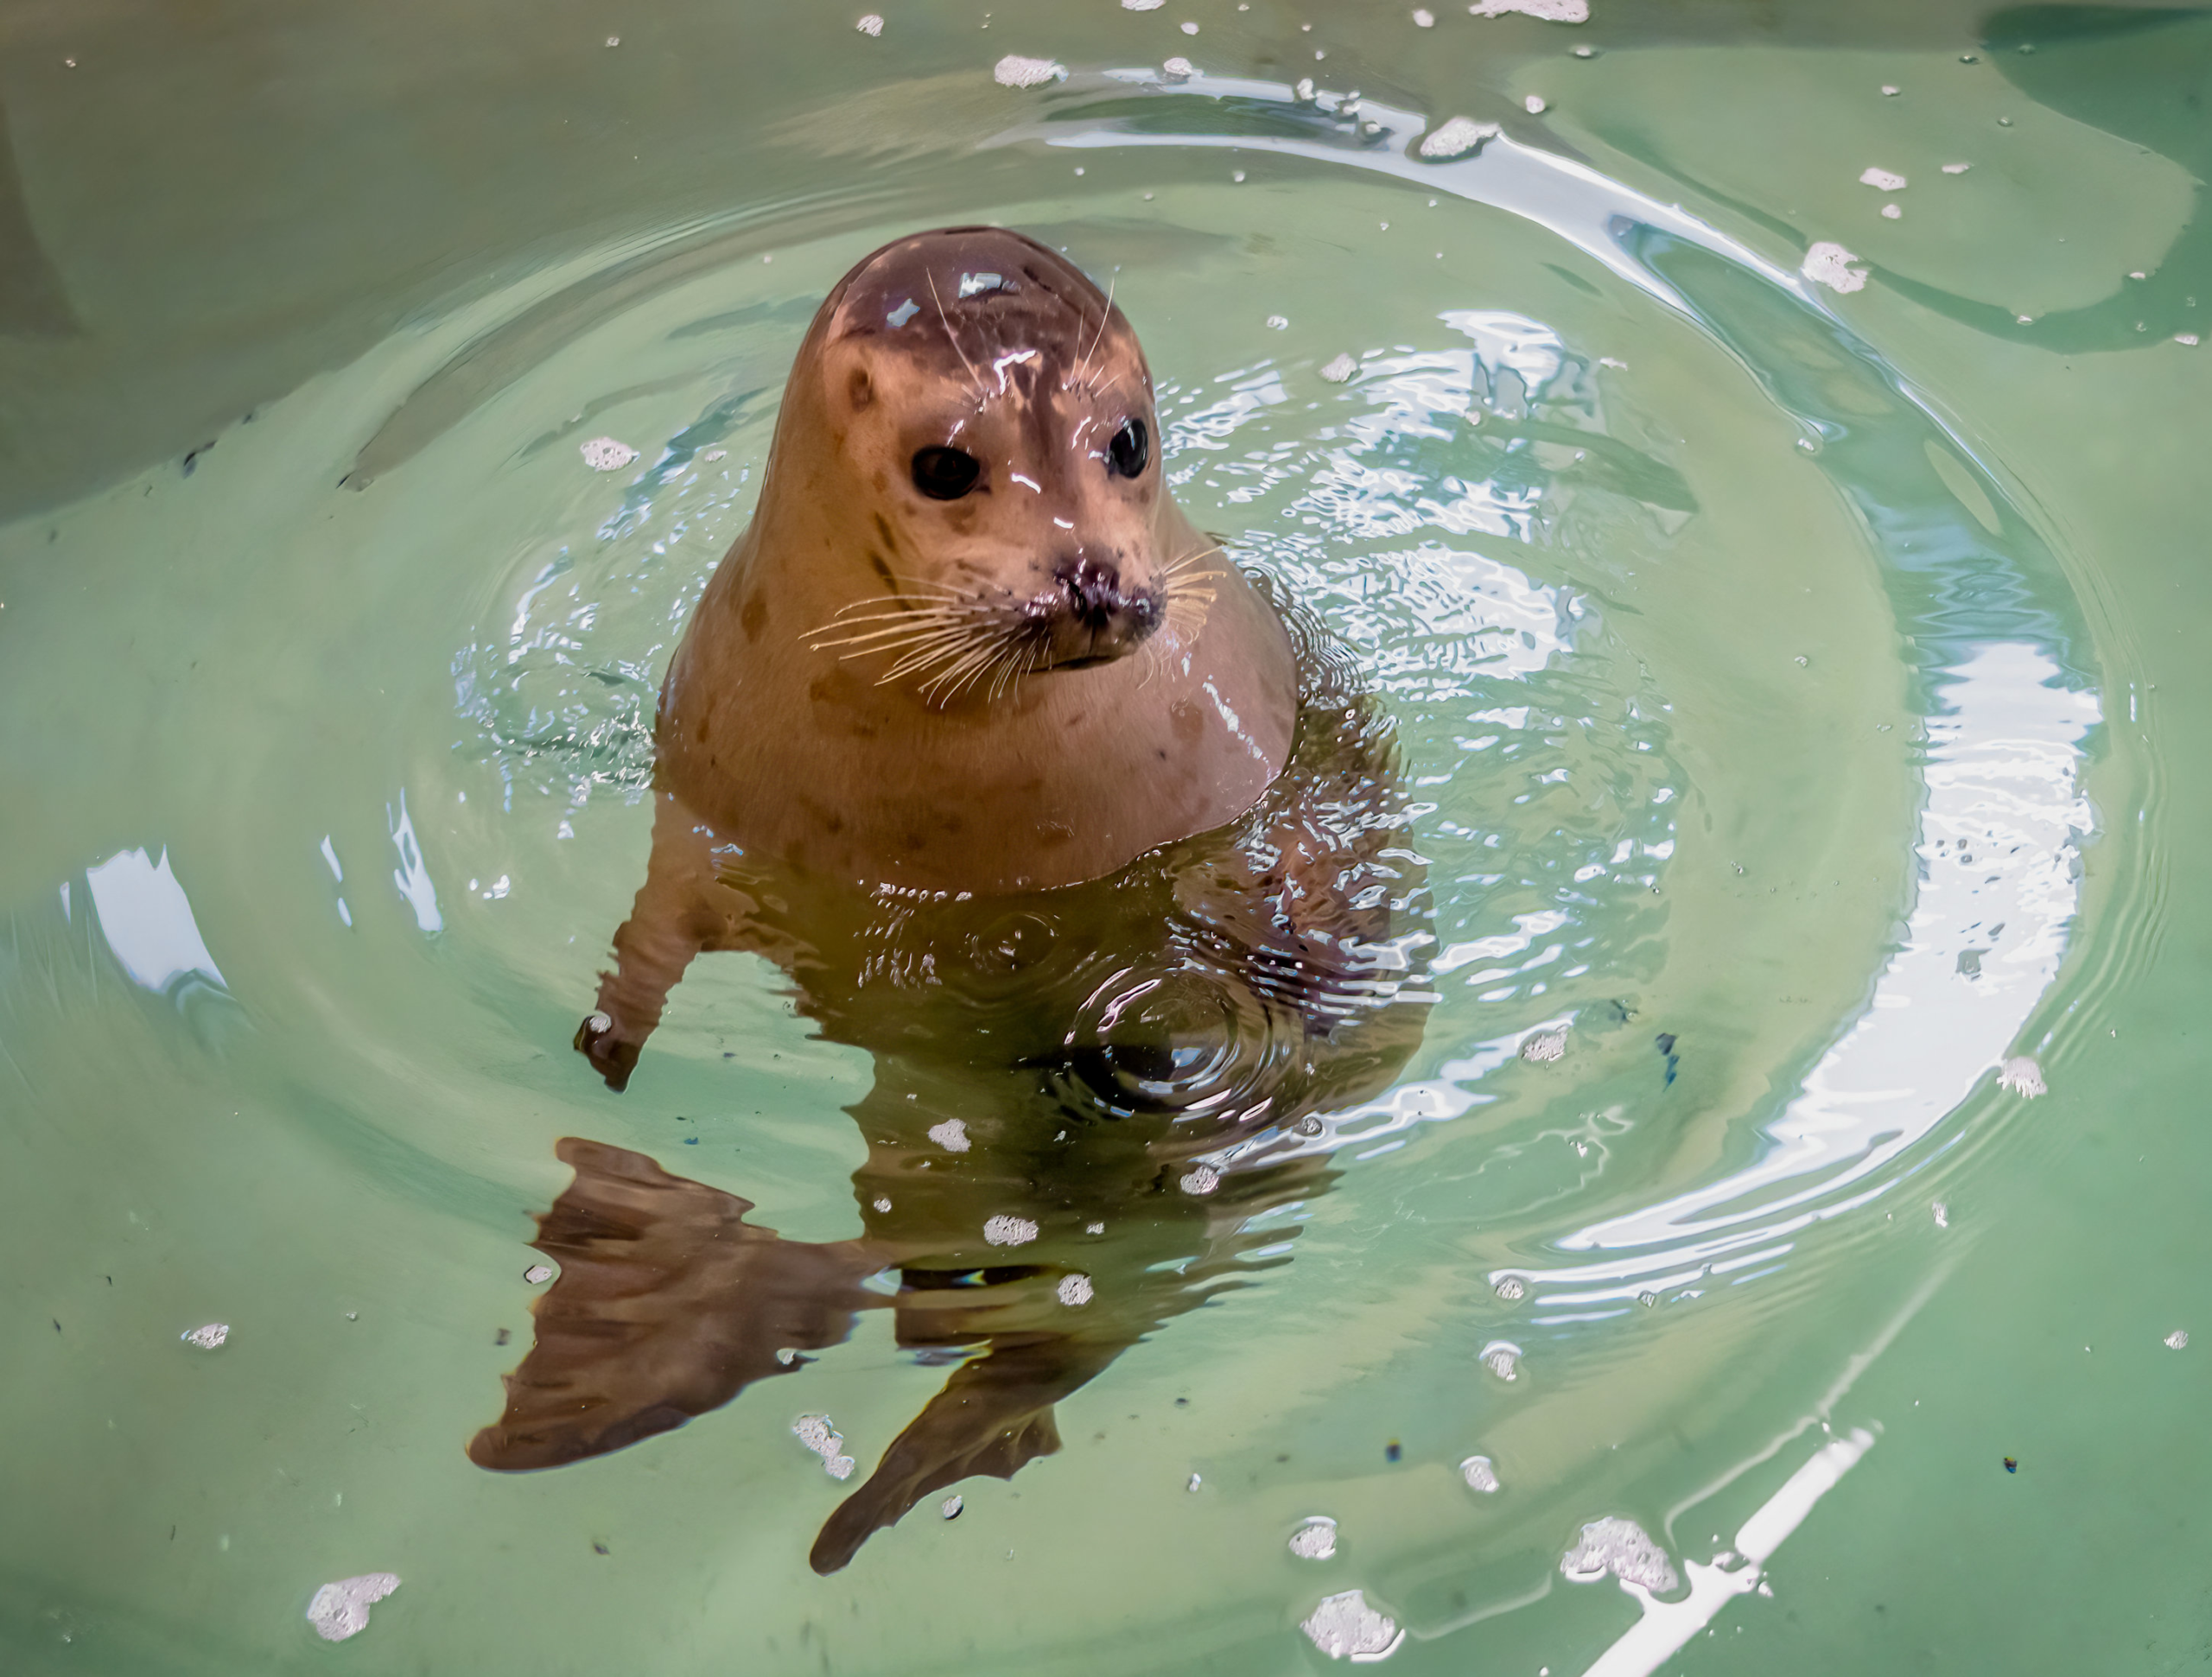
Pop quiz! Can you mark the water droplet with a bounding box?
[524,1264,555,1285]
[941,1494,964,1518]
[1524,93,1548,114]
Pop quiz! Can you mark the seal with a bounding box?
[653,225,1299,895]
[477,237,1440,1573]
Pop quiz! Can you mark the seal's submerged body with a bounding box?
[474,229,1433,1572]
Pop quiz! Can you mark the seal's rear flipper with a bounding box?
[468,1137,884,1471]
[808,1331,1122,1573]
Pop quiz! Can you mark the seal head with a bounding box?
[658,226,1299,892]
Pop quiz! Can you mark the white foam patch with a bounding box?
[1460,1454,1501,1492]
[579,437,638,471]
[1419,117,1498,159]
[995,54,1066,88]
[983,1215,1039,1246]
[1802,241,1868,294]
[1562,1516,1678,1592]
[1469,0,1587,19]
[306,1573,399,1642]
[1289,1516,1338,1559]
[181,1323,229,1350]
[84,848,227,994]
[928,1118,970,1153]
[793,1414,856,1480]
[1859,167,1908,191]
[1300,1589,1404,1660]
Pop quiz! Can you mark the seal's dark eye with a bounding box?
[1107,417,1150,480]
[911,446,982,500]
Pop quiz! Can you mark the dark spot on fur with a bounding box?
[847,367,874,410]
[809,676,836,702]
[872,513,900,556]
[741,592,768,641]
[868,552,899,595]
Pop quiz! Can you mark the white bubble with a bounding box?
[1412,7,1435,22]
[1460,1454,1501,1492]
[1057,1273,1094,1306]
[1931,1200,1949,1229]
[1418,116,1499,158]
[942,1495,964,1518]
[855,13,884,35]
[993,54,1065,88]
[1524,93,1548,114]
[2166,1330,2190,1350]
[1288,1516,1338,1559]
[1300,1589,1404,1661]
[1179,1164,1220,1195]
[1942,162,1972,174]
[1123,0,1165,9]
[1479,1339,1522,1381]
[1161,55,1194,79]
[306,1573,399,1642]
[1802,241,1868,294]
[1881,83,1900,96]
[524,1264,555,1285]
[873,1197,893,1213]
[580,437,638,472]
[181,1323,229,1350]
[1859,167,1908,191]
[927,1118,970,1152]
[1180,19,1199,33]
[1493,1274,1527,1302]
[1998,1056,2046,1098]
[1881,203,1903,219]
[1560,1515,1679,1592]
[1319,353,1358,383]
[984,1214,1039,1246]
[1266,314,1289,329]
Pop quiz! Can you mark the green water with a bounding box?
[2,2,2206,1671]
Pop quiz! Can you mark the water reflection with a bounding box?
[469,614,1433,1572]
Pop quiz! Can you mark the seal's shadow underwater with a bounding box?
[467,228,1435,1573]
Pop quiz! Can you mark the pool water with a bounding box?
[3,2,2208,1671]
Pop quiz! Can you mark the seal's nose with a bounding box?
[1053,556,1161,652]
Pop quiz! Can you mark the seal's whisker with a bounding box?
[884,632,999,683]
[809,614,975,647]
[1071,273,1117,391]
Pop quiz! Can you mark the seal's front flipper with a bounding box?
[808,1331,1122,1574]
[582,789,767,1090]
[468,1137,883,1471]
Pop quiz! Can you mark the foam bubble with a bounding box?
[984,1214,1039,1246]
[306,1573,399,1642]
[1998,1056,2046,1098]
[1057,1273,1094,1306]
[928,1118,971,1152]
[1289,1516,1338,1559]
[1319,353,1358,383]
[2167,1330,2190,1350]
[1478,1339,1522,1381]
[1468,0,1586,19]
[994,54,1066,88]
[855,13,883,35]
[1300,1589,1405,1660]
[579,437,638,472]
[793,1413,857,1480]
[181,1323,229,1350]
[1560,1515,1679,1592]
[1179,1164,1221,1195]
[1859,167,1908,191]
[1520,1027,1567,1063]
[1802,241,1868,293]
[1460,1454,1501,1492]
[1417,116,1498,159]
